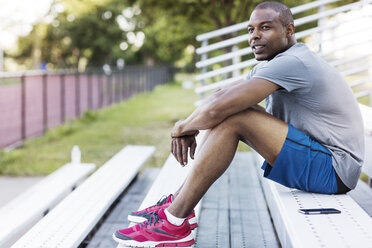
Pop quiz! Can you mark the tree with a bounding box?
[131,0,313,70]
[12,0,138,70]
[9,0,318,71]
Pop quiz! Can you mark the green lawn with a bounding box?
[2,74,364,177]
[0,80,200,176]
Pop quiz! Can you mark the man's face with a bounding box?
[247,8,289,61]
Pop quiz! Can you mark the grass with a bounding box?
[0,80,199,176]
[2,72,364,176]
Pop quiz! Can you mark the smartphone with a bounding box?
[298,208,341,215]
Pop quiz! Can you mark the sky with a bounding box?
[0,0,53,49]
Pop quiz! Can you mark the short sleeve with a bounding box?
[252,55,311,93]
[245,66,256,80]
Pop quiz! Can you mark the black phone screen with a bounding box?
[298,208,341,215]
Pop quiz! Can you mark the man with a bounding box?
[113,1,364,247]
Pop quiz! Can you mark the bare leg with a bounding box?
[173,129,212,198]
[168,106,288,218]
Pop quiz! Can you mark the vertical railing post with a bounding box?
[108,73,112,105]
[232,45,240,78]
[60,73,65,123]
[112,72,116,103]
[75,71,80,117]
[318,4,326,53]
[21,74,26,141]
[42,72,48,133]
[201,39,208,99]
[126,70,130,98]
[115,72,118,102]
[121,69,125,100]
[135,69,139,94]
[88,71,93,109]
[0,49,3,72]
[99,73,103,108]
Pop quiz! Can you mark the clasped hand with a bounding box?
[171,120,199,166]
[171,135,198,166]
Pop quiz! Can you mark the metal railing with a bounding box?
[195,0,372,101]
[0,65,174,148]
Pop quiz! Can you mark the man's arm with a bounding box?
[171,77,280,138]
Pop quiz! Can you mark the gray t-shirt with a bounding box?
[247,43,364,189]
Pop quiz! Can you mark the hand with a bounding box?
[171,120,199,138]
[171,134,197,166]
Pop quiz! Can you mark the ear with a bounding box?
[286,24,295,38]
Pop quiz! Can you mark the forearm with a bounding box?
[171,96,224,137]
[171,78,279,137]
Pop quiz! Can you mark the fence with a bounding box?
[0,65,174,148]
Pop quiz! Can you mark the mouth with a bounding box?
[252,45,265,54]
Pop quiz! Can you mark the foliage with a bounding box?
[8,0,318,71]
[13,0,134,69]
[133,0,313,69]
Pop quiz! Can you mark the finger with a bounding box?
[171,139,175,157]
[175,139,183,166]
[190,140,197,159]
[181,139,188,165]
[174,139,179,162]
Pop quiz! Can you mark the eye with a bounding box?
[262,25,270,30]
[247,27,254,34]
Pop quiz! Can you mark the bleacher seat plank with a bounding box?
[348,180,372,217]
[360,103,372,135]
[0,162,95,248]
[195,169,230,248]
[132,132,206,217]
[85,168,161,248]
[117,132,206,248]
[12,145,155,248]
[255,154,372,248]
[196,152,279,248]
[362,135,372,179]
[134,155,197,212]
[116,154,201,248]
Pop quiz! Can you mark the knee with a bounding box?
[210,107,254,133]
[211,105,265,135]
[224,106,260,124]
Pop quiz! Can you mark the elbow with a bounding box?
[202,90,227,126]
[206,103,225,125]
[208,109,221,121]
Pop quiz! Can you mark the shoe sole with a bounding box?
[128,216,198,230]
[112,232,195,247]
[128,215,148,223]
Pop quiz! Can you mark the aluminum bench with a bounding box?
[253,104,372,248]
[12,145,155,248]
[0,154,95,248]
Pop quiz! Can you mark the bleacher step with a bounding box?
[254,153,372,248]
[195,152,279,248]
[85,168,161,248]
[348,180,372,217]
[12,145,155,248]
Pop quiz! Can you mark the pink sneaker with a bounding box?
[113,209,195,247]
[128,194,198,229]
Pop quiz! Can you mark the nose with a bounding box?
[249,28,261,44]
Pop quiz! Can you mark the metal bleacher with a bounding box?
[194,0,372,104]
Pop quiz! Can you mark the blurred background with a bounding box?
[1,0,371,199]
[0,0,322,73]
[1,2,372,247]
[0,0,316,169]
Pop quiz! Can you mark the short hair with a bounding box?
[254,1,294,26]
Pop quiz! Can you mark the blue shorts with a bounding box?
[262,124,338,194]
